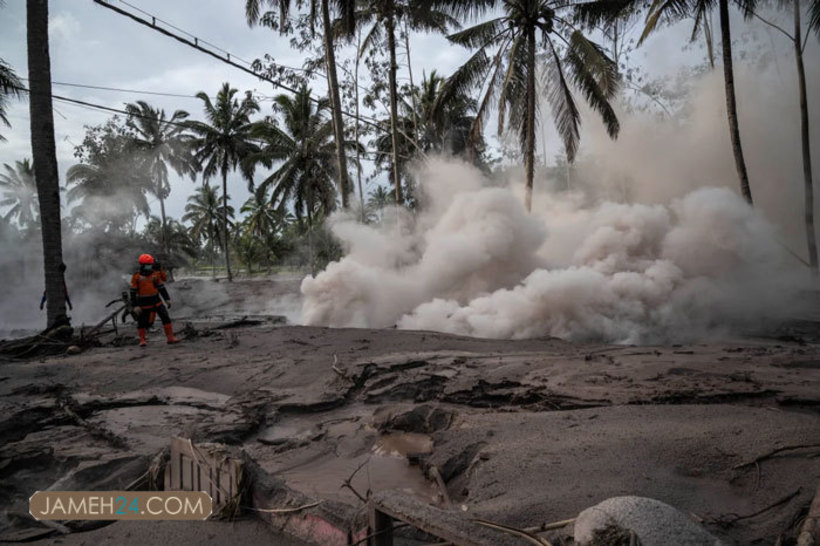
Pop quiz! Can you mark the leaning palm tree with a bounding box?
[437,0,620,212]
[27,0,67,328]
[245,86,348,224]
[188,83,260,282]
[0,159,39,229]
[125,101,197,257]
[246,0,355,208]
[576,0,756,204]
[183,183,234,277]
[0,58,22,141]
[344,0,460,204]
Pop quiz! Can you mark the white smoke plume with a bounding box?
[302,157,806,343]
[301,48,819,343]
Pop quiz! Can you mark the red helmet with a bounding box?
[138,253,154,265]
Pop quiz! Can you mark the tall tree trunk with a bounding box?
[321,0,350,209]
[403,18,420,150]
[794,0,817,272]
[27,0,67,330]
[306,207,315,276]
[386,5,403,205]
[719,0,753,205]
[209,217,215,278]
[159,189,168,256]
[355,28,365,222]
[524,24,536,213]
[221,167,232,281]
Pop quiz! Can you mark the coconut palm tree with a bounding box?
[245,86,351,224]
[124,101,197,256]
[188,83,260,282]
[344,0,460,204]
[143,215,199,267]
[437,0,620,212]
[0,159,39,229]
[182,183,233,277]
[246,0,355,208]
[27,0,67,328]
[0,58,22,141]
[66,136,152,232]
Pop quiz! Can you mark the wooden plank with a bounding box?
[369,507,394,546]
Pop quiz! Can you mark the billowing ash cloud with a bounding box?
[301,158,807,343]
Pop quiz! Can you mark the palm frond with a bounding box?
[545,41,581,162]
[568,30,620,99]
[447,17,508,48]
[573,0,639,27]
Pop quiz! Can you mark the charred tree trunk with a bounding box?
[321,0,350,209]
[719,0,753,205]
[27,0,67,330]
[794,0,817,272]
[524,24,536,213]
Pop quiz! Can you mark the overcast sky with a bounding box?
[0,0,722,223]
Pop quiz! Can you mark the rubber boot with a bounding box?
[164,324,180,344]
[138,328,147,347]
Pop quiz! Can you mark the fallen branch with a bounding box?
[331,354,352,381]
[711,487,802,526]
[523,518,576,533]
[733,444,820,470]
[472,518,553,546]
[249,500,321,514]
[428,465,452,509]
[341,458,370,503]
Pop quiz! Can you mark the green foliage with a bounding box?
[245,86,348,221]
[0,58,22,140]
[437,0,621,163]
[66,117,153,232]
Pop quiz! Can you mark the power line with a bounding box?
[14,85,396,162]
[22,78,202,99]
[21,77,271,102]
[90,0,398,138]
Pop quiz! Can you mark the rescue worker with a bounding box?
[148,260,168,329]
[130,254,180,346]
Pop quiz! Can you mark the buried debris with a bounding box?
[165,437,245,519]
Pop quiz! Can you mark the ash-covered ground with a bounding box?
[1,277,819,545]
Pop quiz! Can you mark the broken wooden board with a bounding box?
[164,437,243,516]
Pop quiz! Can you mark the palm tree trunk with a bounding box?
[307,207,315,276]
[524,24,536,213]
[27,0,67,330]
[321,0,350,209]
[386,5,403,205]
[355,27,365,222]
[794,0,817,272]
[209,219,215,278]
[159,190,168,256]
[719,0,753,205]
[221,167,232,281]
[404,18,420,150]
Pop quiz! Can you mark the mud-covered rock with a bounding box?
[574,496,724,546]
